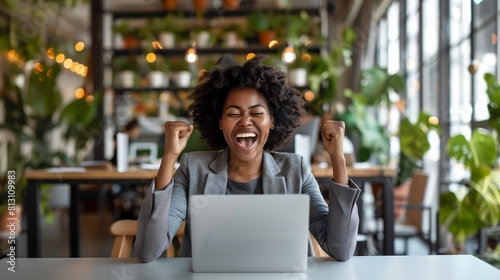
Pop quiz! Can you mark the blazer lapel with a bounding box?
[262,152,287,194]
[204,150,229,194]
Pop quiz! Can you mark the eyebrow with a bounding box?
[225,104,266,111]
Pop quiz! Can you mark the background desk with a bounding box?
[25,168,157,258]
[25,165,395,258]
[1,256,499,280]
[312,165,396,255]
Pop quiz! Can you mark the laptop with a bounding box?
[189,194,310,273]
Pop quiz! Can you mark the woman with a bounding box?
[134,55,360,263]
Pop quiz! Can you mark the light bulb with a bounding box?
[185,42,198,63]
[281,46,296,64]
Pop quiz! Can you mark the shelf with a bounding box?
[113,86,194,94]
[112,85,311,94]
[111,45,321,57]
[108,7,321,20]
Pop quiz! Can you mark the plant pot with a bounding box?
[172,71,192,88]
[149,71,168,88]
[223,0,240,9]
[123,35,140,49]
[116,70,135,88]
[288,68,308,87]
[195,31,211,48]
[193,0,209,10]
[258,30,276,47]
[224,31,239,48]
[164,0,177,10]
[158,32,176,49]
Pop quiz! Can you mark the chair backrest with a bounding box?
[404,170,429,229]
[109,219,186,258]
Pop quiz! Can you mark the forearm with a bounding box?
[330,154,348,185]
[310,180,360,261]
[134,181,174,262]
[155,154,178,190]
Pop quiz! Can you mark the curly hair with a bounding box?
[188,54,306,151]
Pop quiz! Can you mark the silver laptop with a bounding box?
[189,194,310,273]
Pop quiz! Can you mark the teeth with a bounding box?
[236,133,256,138]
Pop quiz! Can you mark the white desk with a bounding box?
[1,256,498,280]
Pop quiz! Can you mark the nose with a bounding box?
[240,114,253,126]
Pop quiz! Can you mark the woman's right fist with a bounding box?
[164,121,193,157]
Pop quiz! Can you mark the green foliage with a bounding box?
[483,73,500,139]
[335,66,404,164]
[307,27,356,114]
[246,12,272,32]
[359,66,405,106]
[396,112,441,185]
[440,129,500,244]
[446,129,497,182]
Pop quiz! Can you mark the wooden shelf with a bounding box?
[113,86,194,94]
[111,46,321,56]
[108,7,321,19]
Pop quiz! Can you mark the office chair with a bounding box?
[110,219,185,258]
[368,170,433,255]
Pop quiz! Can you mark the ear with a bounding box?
[270,119,275,130]
[219,120,222,129]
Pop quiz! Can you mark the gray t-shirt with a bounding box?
[226,177,263,194]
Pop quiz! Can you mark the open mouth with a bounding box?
[235,132,257,149]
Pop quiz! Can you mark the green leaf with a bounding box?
[26,62,62,117]
[446,129,497,174]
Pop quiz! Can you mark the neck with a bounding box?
[228,153,263,182]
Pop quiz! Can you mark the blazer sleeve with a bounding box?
[302,157,361,261]
[133,156,189,263]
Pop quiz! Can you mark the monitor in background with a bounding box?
[129,142,158,163]
[189,194,310,273]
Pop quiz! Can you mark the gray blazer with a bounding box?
[134,150,361,263]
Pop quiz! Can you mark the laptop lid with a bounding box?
[189,194,310,273]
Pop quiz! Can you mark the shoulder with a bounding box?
[179,150,221,163]
[267,151,305,170]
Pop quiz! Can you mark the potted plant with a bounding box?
[308,27,357,115]
[1,60,101,225]
[113,56,140,88]
[155,13,183,49]
[145,56,169,88]
[439,129,500,253]
[246,12,277,46]
[440,72,500,254]
[170,57,192,88]
[287,54,310,87]
[335,66,404,165]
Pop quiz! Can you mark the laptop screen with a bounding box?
[189,194,310,273]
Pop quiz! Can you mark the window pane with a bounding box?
[473,0,496,29]
[378,18,388,67]
[406,13,419,75]
[473,22,496,121]
[422,61,439,117]
[387,2,400,74]
[407,0,419,15]
[406,73,421,120]
[450,0,471,45]
[422,0,439,61]
[450,40,472,126]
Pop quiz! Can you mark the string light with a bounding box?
[281,43,296,64]
[185,41,198,64]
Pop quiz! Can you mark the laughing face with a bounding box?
[220,88,274,164]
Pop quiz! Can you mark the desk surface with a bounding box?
[25,167,158,180]
[25,165,395,180]
[1,256,498,280]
